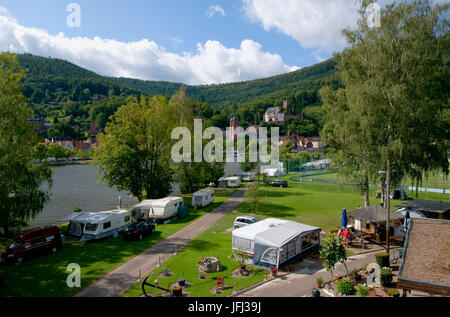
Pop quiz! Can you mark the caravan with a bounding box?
[218,177,241,188]
[132,197,184,223]
[192,189,215,208]
[80,210,131,242]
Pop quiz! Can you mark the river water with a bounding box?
[31,162,241,226]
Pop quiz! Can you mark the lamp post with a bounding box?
[379,166,391,260]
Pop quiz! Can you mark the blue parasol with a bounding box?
[341,208,348,229]
[404,210,410,234]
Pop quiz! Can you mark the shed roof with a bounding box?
[398,218,450,295]
[396,199,450,214]
[347,205,403,223]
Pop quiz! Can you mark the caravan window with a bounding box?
[103,222,112,230]
[85,223,98,231]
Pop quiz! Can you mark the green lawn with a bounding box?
[122,176,450,298]
[121,179,388,297]
[308,172,449,190]
[0,191,236,297]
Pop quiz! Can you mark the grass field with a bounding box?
[0,191,236,297]
[122,176,419,297]
[309,172,449,190]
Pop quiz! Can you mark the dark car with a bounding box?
[269,180,288,188]
[1,225,62,264]
[124,221,155,240]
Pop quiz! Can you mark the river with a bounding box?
[31,162,242,226]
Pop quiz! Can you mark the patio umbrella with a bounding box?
[404,210,410,234]
[341,208,348,229]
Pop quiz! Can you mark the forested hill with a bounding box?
[114,58,339,108]
[17,53,339,109]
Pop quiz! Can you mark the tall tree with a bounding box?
[322,0,449,209]
[93,95,183,200]
[0,53,52,235]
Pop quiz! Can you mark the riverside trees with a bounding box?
[321,0,449,206]
[0,53,52,235]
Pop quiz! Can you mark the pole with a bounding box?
[386,160,391,261]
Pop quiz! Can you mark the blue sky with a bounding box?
[0,0,407,84]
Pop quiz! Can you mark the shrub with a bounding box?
[356,285,369,297]
[316,277,324,286]
[336,279,355,295]
[387,288,400,297]
[375,252,390,268]
[380,268,393,286]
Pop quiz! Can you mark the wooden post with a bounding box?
[386,160,391,262]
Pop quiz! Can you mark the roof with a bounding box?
[398,218,450,295]
[84,209,129,223]
[347,205,403,223]
[132,197,183,209]
[395,208,427,219]
[255,221,321,248]
[232,218,321,247]
[193,189,214,196]
[264,107,281,114]
[396,199,450,214]
[232,218,289,240]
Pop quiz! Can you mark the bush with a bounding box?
[316,277,324,285]
[387,288,400,297]
[381,268,393,286]
[356,285,369,297]
[375,252,390,268]
[336,279,355,295]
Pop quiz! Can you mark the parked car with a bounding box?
[124,221,155,240]
[1,225,62,264]
[234,216,260,229]
[269,180,288,188]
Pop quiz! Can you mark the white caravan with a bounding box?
[218,177,241,188]
[131,197,184,223]
[61,212,98,238]
[192,189,215,208]
[78,210,131,242]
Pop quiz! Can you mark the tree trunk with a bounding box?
[386,160,391,260]
[364,172,370,207]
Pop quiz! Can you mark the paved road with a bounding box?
[235,250,380,297]
[75,188,246,297]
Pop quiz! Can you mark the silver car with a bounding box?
[234,216,259,229]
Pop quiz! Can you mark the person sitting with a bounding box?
[342,228,350,246]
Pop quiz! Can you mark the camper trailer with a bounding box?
[218,177,241,188]
[192,189,215,208]
[64,212,97,238]
[132,197,184,223]
[80,210,131,242]
[236,172,256,182]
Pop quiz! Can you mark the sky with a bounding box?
[0,0,429,85]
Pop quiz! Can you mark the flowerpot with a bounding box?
[271,271,278,277]
[173,286,183,297]
[317,283,322,289]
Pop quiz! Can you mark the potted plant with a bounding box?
[387,288,400,297]
[270,266,278,277]
[316,277,324,288]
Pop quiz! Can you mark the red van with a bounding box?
[1,225,62,264]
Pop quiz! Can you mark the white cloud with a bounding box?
[0,14,298,84]
[206,5,226,18]
[242,0,362,54]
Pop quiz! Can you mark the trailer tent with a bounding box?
[232,218,321,268]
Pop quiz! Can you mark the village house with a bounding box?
[263,107,285,123]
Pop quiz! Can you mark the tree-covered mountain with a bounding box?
[16,53,340,139]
